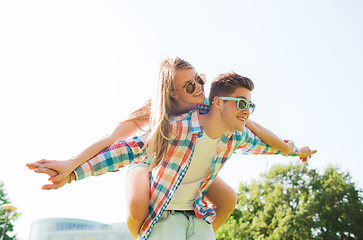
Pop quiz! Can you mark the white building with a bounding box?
[29,218,134,240]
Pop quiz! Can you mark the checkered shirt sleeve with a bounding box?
[235,127,299,155]
[74,133,149,180]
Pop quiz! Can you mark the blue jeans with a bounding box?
[147,210,215,240]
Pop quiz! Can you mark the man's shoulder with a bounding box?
[230,127,252,140]
[170,106,202,122]
[170,110,194,122]
[169,108,203,134]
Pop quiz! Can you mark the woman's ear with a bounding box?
[170,90,178,100]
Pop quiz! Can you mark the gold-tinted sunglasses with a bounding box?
[177,73,206,94]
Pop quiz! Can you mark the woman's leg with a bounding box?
[125,164,150,239]
[205,176,237,232]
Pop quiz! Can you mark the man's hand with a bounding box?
[41,172,75,190]
[281,141,296,156]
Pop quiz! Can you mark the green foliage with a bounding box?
[216,163,363,240]
[0,182,19,240]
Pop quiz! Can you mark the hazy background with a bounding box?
[1,0,362,239]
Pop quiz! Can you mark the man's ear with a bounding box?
[212,96,223,110]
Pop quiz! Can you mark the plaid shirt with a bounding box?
[74,103,290,240]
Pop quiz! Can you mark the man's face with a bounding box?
[220,87,252,132]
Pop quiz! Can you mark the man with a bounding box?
[66,72,315,239]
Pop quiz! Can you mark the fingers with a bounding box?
[299,148,317,162]
[42,181,66,190]
[305,148,317,156]
[26,163,42,169]
[43,177,69,190]
[27,159,71,190]
[38,162,57,171]
[27,161,60,175]
[26,159,56,169]
[34,167,58,177]
[33,159,55,164]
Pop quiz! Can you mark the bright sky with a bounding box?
[1,1,362,239]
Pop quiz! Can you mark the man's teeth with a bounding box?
[237,116,247,122]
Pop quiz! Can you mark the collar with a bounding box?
[170,104,233,138]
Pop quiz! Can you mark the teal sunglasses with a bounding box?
[219,97,256,113]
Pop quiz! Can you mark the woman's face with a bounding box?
[172,68,206,113]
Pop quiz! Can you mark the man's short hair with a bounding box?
[209,72,254,109]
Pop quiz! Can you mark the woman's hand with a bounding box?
[26,159,76,182]
[26,159,76,190]
[297,146,317,162]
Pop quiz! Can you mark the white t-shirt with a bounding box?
[166,131,219,210]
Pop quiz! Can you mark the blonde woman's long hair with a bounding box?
[146,57,195,168]
[122,98,151,130]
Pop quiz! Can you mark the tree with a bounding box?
[216,163,363,240]
[0,182,19,240]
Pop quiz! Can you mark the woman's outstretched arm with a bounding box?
[27,120,147,181]
[245,119,295,155]
[27,99,151,183]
